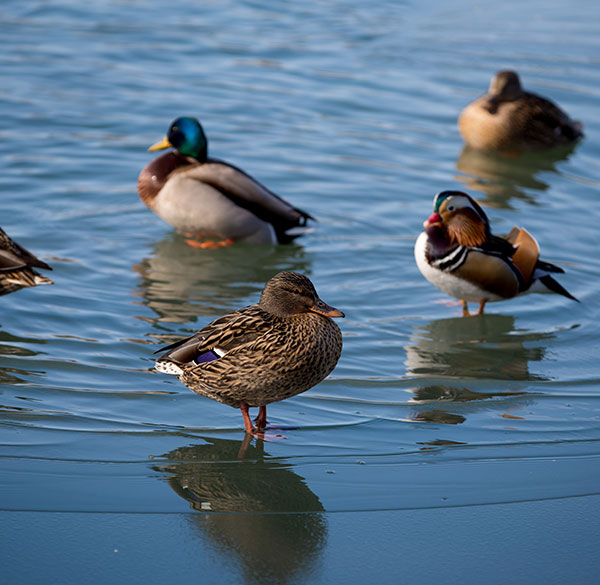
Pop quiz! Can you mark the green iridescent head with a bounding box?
[148,116,208,161]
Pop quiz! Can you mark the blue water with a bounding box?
[1,0,600,583]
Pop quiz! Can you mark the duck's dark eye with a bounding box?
[169,127,185,146]
[447,205,455,211]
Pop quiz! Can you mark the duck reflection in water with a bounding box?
[455,143,577,209]
[405,314,550,426]
[153,436,326,585]
[133,232,311,324]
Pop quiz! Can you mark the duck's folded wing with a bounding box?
[184,160,314,224]
[508,228,539,283]
[155,305,274,364]
[523,94,583,142]
[0,249,28,272]
[0,237,51,272]
[455,249,522,299]
[478,234,517,259]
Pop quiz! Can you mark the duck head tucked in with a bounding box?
[483,70,523,113]
[458,69,584,153]
[138,117,315,246]
[154,271,344,435]
[415,190,577,316]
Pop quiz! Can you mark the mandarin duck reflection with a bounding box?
[138,117,314,248]
[458,70,583,153]
[155,272,344,434]
[414,191,578,316]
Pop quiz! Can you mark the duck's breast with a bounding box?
[458,97,521,151]
[415,232,520,302]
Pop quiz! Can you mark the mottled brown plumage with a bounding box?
[459,70,583,153]
[0,227,53,295]
[155,272,344,434]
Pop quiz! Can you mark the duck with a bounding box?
[154,271,344,434]
[458,70,583,153]
[0,227,53,295]
[138,117,315,247]
[414,190,578,316]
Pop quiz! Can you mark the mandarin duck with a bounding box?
[414,190,577,315]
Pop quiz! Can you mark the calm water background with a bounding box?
[1,0,600,583]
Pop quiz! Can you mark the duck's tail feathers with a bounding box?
[33,275,54,286]
[154,334,222,375]
[572,120,584,139]
[537,274,579,302]
[284,225,316,237]
[535,259,565,274]
[0,270,54,295]
[154,359,184,376]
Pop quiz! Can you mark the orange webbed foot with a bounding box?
[184,237,235,249]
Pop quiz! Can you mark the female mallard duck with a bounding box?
[458,70,583,153]
[155,271,344,434]
[0,227,53,295]
[138,117,315,247]
[414,190,578,316]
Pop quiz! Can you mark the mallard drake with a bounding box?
[155,271,344,434]
[0,227,53,295]
[414,190,578,316]
[458,70,583,153]
[138,117,315,247]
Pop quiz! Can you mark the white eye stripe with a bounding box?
[445,195,476,214]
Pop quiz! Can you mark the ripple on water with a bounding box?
[1,0,600,518]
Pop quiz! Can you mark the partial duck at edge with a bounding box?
[0,227,53,296]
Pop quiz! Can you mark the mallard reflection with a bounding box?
[133,233,311,323]
[153,436,326,585]
[455,144,577,209]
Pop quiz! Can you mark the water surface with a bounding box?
[1,0,599,583]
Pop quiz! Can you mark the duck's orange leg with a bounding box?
[240,402,266,438]
[240,402,255,434]
[254,405,268,432]
[477,300,487,315]
[461,300,470,317]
